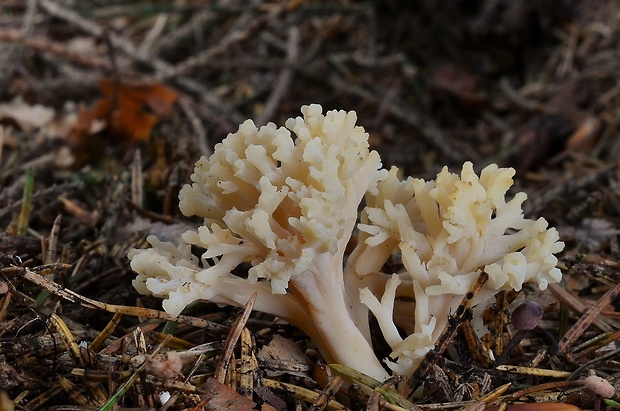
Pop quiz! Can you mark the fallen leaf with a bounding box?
[565,116,601,152]
[66,104,105,144]
[0,98,55,132]
[257,335,312,378]
[201,377,257,411]
[92,78,178,142]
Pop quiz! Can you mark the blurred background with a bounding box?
[2,1,620,407]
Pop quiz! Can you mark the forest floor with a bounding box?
[1,1,620,410]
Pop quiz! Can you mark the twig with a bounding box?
[214,293,257,383]
[500,380,584,401]
[308,375,344,411]
[256,26,299,127]
[371,79,401,130]
[327,73,474,163]
[38,0,155,67]
[524,162,617,215]
[0,0,37,85]
[45,215,61,264]
[0,29,112,71]
[0,264,228,332]
[498,78,548,113]
[547,283,614,333]
[407,271,489,395]
[263,379,350,411]
[150,9,215,56]
[495,365,571,379]
[138,13,168,55]
[573,328,620,359]
[178,95,211,158]
[555,281,620,355]
[239,327,258,399]
[131,149,143,208]
[37,0,243,124]
[156,6,284,81]
[568,346,620,380]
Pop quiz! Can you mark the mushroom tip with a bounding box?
[584,375,615,398]
[511,301,544,331]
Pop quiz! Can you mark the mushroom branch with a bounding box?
[129,104,565,381]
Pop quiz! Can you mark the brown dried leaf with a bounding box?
[92,78,178,142]
[202,377,257,411]
[0,98,55,132]
[257,335,311,377]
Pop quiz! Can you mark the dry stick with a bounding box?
[131,150,143,208]
[327,73,473,163]
[492,291,509,358]
[45,215,62,265]
[156,5,285,81]
[214,293,257,384]
[501,380,584,401]
[262,379,348,411]
[48,313,85,367]
[0,265,228,332]
[583,254,620,270]
[498,78,548,113]
[523,162,617,216]
[367,375,410,411]
[150,9,215,56]
[574,327,620,359]
[256,26,300,127]
[459,319,491,367]
[37,0,244,124]
[308,375,345,411]
[547,283,613,333]
[568,345,620,380]
[89,312,123,352]
[407,271,489,395]
[0,29,112,72]
[0,0,37,84]
[371,79,401,130]
[238,327,257,400]
[138,13,168,55]
[178,96,211,158]
[555,281,620,355]
[38,0,161,69]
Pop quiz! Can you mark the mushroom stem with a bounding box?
[495,301,544,365]
[495,329,527,365]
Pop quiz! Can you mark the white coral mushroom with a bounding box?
[355,162,564,375]
[129,104,564,381]
[130,104,389,380]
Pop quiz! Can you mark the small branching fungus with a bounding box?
[129,104,564,380]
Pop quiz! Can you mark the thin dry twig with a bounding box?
[256,26,300,127]
[0,0,37,85]
[37,0,243,123]
[555,281,620,355]
[547,283,614,333]
[150,9,215,56]
[327,73,476,163]
[0,29,113,72]
[308,375,344,411]
[156,3,288,82]
[408,271,489,395]
[178,95,211,158]
[0,264,228,332]
[214,292,257,383]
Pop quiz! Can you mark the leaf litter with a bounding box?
[1,1,620,410]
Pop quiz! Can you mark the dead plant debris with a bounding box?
[1,1,620,410]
